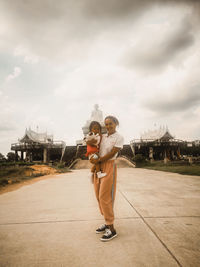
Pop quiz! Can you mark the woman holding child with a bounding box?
[86,115,124,242]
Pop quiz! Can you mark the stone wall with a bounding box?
[62,144,133,166]
[62,146,77,165]
[120,145,134,159]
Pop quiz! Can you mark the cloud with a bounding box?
[0,125,16,132]
[140,45,200,115]
[5,66,21,82]
[14,45,39,64]
[122,18,195,71]
[82,0,150,19]
[0,0,199,63]
[54,64,136,107]
[1,0,200,154]
[144,82,200,114]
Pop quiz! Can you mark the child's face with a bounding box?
[91,124,101,134]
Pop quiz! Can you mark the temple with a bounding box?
[11,106,198,165]
[140,126,174,141]
[130,126,183,162]
[11,128,66,163]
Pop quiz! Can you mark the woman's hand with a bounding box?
[97,147,121,163]
[90,158,99,164]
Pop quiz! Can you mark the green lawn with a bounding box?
[138,161,200,176]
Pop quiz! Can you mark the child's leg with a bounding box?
[91,164,96,173]
[95,163,101,173]
[96,163,107,179]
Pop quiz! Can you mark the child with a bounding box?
[85,121,107,180]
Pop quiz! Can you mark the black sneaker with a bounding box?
[100,228,117,242]
[96,224,108,234]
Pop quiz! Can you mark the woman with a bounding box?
[89,115,124,242]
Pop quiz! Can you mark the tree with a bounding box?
[0,153,6,162]
[7,152,16,162]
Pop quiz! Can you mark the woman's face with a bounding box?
[105,118,117,135]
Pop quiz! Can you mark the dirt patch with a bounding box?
[0,165,60,195]
[30,165,58,175]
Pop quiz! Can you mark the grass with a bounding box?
[0,162,72,187]
[53,162,71,173]
[0,166,32,178]
[0,161,34,167]
[56,167,71,173]
[137,161,200,176]
[0,165,43,186]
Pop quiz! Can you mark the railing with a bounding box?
[130,139,186,146]
[130,139,200,146]
[11,141,65,150]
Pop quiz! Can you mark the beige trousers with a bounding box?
[93,160,117,225]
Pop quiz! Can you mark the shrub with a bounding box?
[134,154,146,163]
[56,162,66,169]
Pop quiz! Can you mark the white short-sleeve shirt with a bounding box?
[99,132,124,160]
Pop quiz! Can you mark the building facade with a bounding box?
[130,126,183,162]
[11,128,65,163]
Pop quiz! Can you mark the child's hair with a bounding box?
[89,121,102,132]
[104,116,119,126]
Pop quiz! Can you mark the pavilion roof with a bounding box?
[140,126,174,141]
[19,128,53,144]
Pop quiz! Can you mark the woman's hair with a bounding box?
[89,121,102,132]
[104,115,119,126]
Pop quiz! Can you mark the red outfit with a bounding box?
[85,145,99,157]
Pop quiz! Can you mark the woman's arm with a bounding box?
[90,147,121,164]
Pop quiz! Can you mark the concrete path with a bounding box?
[0,168,200,267]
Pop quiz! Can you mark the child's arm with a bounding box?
[86,138,98,147]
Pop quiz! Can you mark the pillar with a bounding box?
[188,157,193,165]
[149,147,154,162]
[43,148,48,163]
[130,143,135,157]
[15,151,18,161]
[171,150,174,160]
[27,152,33,162]
[177,147,181,159]
[164,150,168,164]
[20,151,24,161]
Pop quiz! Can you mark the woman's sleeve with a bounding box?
[115,135,124,148]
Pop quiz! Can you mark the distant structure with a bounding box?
[11,127,65,163]
[140,126,173,141]
[76,104,106,145]
[130,126,183,162]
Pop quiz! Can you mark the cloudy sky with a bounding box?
[0,0,200,155]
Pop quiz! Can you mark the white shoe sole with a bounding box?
[96,228,108,234]
[100,233,118,242]
[97,174,107,179]
[96,230,105,234]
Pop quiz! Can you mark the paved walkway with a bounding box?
[0,168,200,267]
